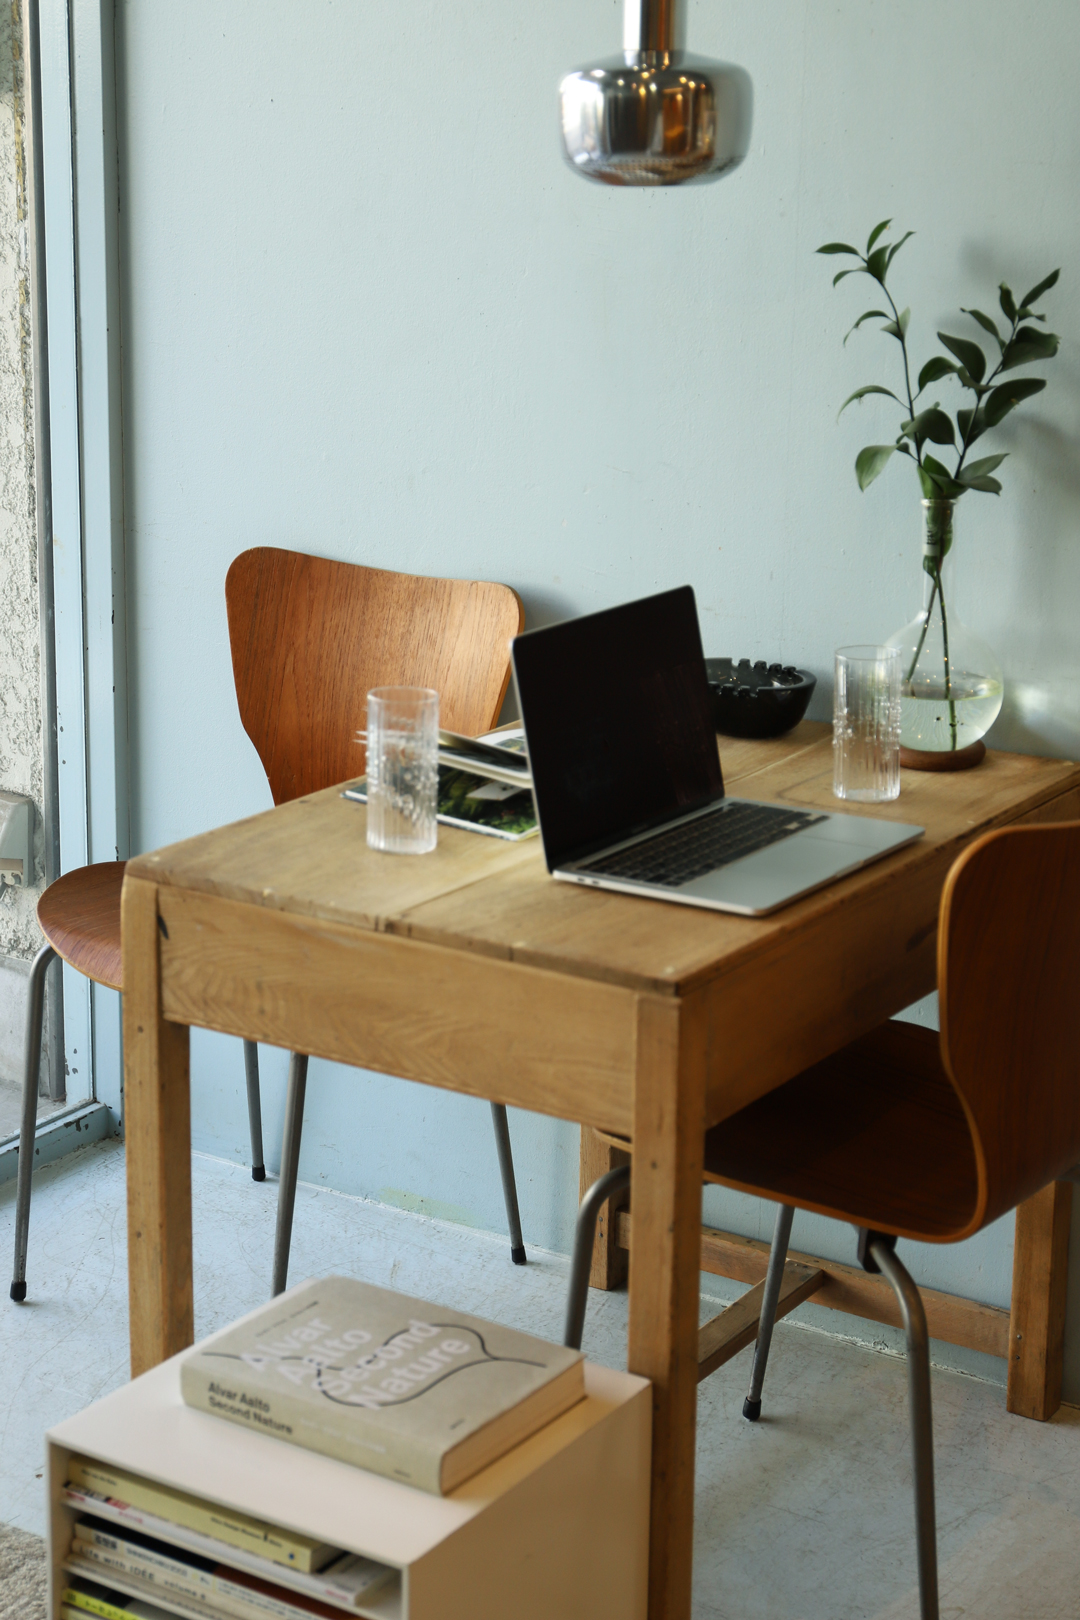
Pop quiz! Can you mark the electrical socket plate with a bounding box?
[0,791,32,885]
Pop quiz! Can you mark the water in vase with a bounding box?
[899,675,1004,752]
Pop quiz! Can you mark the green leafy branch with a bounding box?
[818,221,1060,504]
[818,224,1061,751]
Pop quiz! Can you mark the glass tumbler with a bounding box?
[833,646,901,803]
[365,687,439,854]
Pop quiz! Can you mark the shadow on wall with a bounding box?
[497,587,580,722]
[985,398,1080,759]
[516,587,583,634]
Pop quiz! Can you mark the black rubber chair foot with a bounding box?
[10,1280,27,1302]
[742,1397,761,1422]
[251,1165,266,1182]
[510,1245,527,1266]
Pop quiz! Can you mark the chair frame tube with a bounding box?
[869,1237,940,1620]
[564,1164,632,1349]
[242,1039,266,1181]
[10,944,57,1300]
[743,1201,794,1420]
[272,1052,309,1295]
[490,1102,526,1264]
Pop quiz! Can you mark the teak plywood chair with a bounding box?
[564,821,1080,1620]
[224,546,527,1295]
[10,869,270,1301]
[11,547,526,1306]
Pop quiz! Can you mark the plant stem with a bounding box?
[880,283,922,465]
[904,575,938,684]
[935,561,958,749]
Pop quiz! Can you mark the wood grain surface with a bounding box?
[126,725,1080,998]
[121,875,194,1376]
[616,1214,1012,1360]
[154,884,639,1134]
[225,547,523,804]
[627,993,708,1620]
[36,860,126,990]
[696,1263,824,1382]
[700,1020,979,1241]
[939,821,1080,1223]
[1008,1179,1073,1419]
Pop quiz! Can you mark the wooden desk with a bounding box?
[122,722,1080,1620]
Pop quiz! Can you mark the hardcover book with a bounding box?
[180,1277,584,1494]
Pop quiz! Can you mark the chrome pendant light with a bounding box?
[559,0,752,187]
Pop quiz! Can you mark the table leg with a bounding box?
[628,994,706,1620]
[1007,1180,1072,1421]
[122,875,194,1377]
[580,1127,630,1290]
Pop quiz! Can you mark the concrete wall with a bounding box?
[112,1,1080,1385]
[0,2,46,1096]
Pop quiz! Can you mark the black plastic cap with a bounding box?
[251,1165,266,1182]
[856,1226,897,1274]
[742,1397,761,1422]
[10,1279,27,1302]
[510,1245,527,1266]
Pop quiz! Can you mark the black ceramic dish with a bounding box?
[705,658,817,740]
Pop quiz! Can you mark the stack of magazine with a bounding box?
[342,727,537,841]
[60,1458,396,1620]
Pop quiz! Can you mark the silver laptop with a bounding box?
[511,586,922,917]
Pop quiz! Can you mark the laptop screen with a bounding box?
[512,586,724,871]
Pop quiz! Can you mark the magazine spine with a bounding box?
[66,1460,331,1572]
[62,1491,382,1608]
[70,1544,252,1620]
[62,1590,144,1620]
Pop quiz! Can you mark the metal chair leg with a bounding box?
[10,945,56,1303]
[743,1201,795,1421]
[243,1039,266,1181]
[564,1163,632,1349]
[867,1234,940,1620]
[490,1102,526,1265]
[271,1053,309,1297]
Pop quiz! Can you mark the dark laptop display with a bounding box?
[511,586,924,917]
[511,586,723,871]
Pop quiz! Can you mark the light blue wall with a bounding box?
[114,2,1080,1386]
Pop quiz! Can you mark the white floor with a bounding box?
[3,1139,1080,1620]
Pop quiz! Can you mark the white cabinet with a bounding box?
[47,1354,651,1620]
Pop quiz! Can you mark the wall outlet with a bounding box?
[0,792,32,886]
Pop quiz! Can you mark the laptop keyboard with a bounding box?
[577,801,828,889]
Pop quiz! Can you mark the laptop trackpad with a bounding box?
[680,835,869,915]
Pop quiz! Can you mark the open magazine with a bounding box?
[342,728,538,841]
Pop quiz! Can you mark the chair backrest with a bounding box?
[225,547,524,805]
[938,820,1080,1231]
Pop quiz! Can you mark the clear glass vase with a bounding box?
[885,499,1003,757]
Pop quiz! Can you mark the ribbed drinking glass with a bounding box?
[365,687,439,854]
[833,646,901,803]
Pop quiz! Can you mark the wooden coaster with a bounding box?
[900,739,987,772]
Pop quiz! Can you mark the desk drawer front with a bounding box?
[156,887,638,1134]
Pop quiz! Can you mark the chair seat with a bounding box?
[703,1020,979,1243]
[36,861,126,992]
